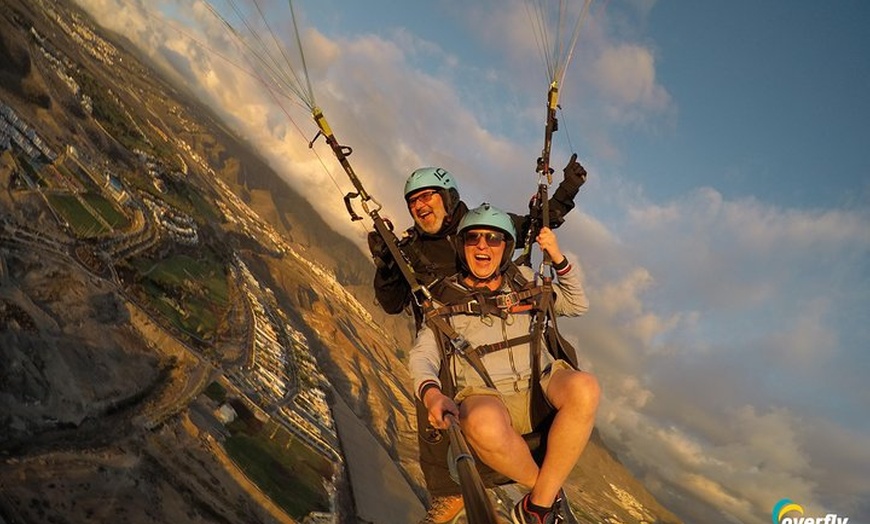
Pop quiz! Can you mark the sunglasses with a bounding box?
[463,231,506,247]
[407,190,438,208]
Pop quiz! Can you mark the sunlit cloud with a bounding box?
[593,44,670,111]
[557,174,870,521]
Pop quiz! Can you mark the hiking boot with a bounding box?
[511,494,556,524]
[420,494,465,524]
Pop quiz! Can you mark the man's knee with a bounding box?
[550,370,600,411]
[460,397,512,445]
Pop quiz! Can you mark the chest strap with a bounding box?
[473,334,534,358]
[427,286,545,319]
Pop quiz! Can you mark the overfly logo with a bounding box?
[772,499,850,524]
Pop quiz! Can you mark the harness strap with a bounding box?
[472,334,534,357]
[425,307,538,391]
[424,314,497,389]
[528,277,554,428]
[425,287,545,319]
[423,267,568,400]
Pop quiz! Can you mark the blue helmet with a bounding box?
[404,167,460,214]
[457,202,517,273]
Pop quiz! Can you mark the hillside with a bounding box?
[0,1,681,523]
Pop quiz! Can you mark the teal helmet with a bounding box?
[404,167,460,214]
[456,202,516,273]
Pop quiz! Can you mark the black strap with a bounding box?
[426,286,545,319]
[528,278,553,428]
[473,334,534,357]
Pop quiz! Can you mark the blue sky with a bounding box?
[299,0,870,210]
[638,1,870,209]
[74,1,870,522]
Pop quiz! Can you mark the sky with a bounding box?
[72,1,870,523]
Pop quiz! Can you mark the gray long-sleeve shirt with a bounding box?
[409,262,588,398]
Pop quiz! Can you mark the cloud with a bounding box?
[615,187,870,320]
[593,44,671,112]
[600,397,822,523]
[560,178,870,523]
[441,0,676,164]
[802,419,870,514]
[555,175,868,520]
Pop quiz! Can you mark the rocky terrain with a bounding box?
[0,1,682,523]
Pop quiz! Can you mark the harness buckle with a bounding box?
[451,334,470,356]
[465,299,479,315]
[495,291,520,309]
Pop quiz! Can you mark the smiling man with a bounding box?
[463,227,505,279]
[407,186,449,235]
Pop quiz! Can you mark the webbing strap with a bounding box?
[425,286,545,319]
[528,277,554,428]
[423,272,565,403]
[473,334,534,358]
[424,314,497,389]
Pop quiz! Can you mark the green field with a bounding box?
[225,421,332,519]
[47,193,110,237]
[131,252,229,340]
[46,191,131,237]
[82,192,130,229]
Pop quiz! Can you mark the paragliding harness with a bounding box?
[394,225,463,330]
[424,263,580,487]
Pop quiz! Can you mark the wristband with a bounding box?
[418,380,440,401]
[553,256,570,273]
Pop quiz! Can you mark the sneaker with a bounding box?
[420,494,466,524]
[511,494,556,524]
[552,489,577,524]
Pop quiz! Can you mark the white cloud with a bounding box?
[611,187,870,319]
[562,178,870,522]
[598,400,824,523]
[802,419,870,514]
[596,266,653,316]
[593,44,671,111]
[762,298,838,367]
